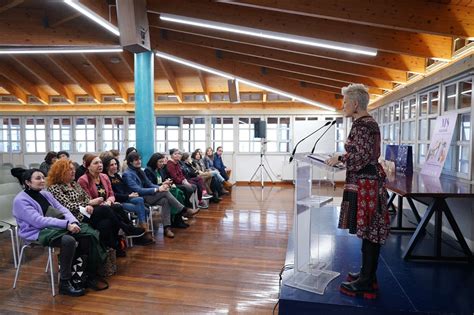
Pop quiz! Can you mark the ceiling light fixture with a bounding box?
[64,0,120,36]
[155,51,336,111]
[158,13,377,57]
[0,47,123,54]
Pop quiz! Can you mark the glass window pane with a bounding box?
[223,129,233,141]
[419,94,428,115]
[418,119,428,140]
[460,79,472,109]
[461,113,470,141]
[445,84,456,111]
[429,90,439,114]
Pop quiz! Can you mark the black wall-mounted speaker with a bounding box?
[254,120,267,138]
[228,79,240,103]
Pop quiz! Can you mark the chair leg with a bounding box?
[13,244,28,289]
[148,209,155,237]
[15,226,20,260]
[48,247,56,296]
[9,229,17,269]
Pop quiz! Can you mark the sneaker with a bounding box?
[202,194,213,200]
[198,200,209,209]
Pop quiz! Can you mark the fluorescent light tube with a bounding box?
[156,52,234,79]
[64,0,120,36]
[159,13,377,56]
[0,47,123,54]
[155,51,336,111]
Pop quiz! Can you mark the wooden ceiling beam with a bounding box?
[82,54,128,102]
[0,62,49,104]
[48,55,101,103]
[266,68,385,96]
[0,0,23,14]
[12,56,75,103]
[161,30,408,83]
[0,76,27,104]
[154,40,342,109]
[0,8,118,46]
[157,58,184,103]
[221,0,474,38]
[217,49,395,90]
[153,20,426,73]
[149,0,453,59]
[198,71,210,102]
[120,51,135,74]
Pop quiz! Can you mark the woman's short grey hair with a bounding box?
[341,84,369,110]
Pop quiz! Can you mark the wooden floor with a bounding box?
[0,185,297,314]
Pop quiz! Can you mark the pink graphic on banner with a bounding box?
[420,113,458,178]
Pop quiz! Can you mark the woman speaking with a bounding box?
[325,84,390,299]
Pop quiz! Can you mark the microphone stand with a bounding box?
[310,120,337,154]
[289,120,332,163]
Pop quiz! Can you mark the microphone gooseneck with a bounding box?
[310,120,337,154]
[289,120,332,163]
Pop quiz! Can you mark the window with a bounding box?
[102,117,124,152]
[335,117,345,152]
[183,94,206,102]
[266,117,290,153]
[240,92,263,102]
[156,94,179,103]
[238,117,261,152]
[211,117,234,152]
[155,117,179,153]
[182,117,206,152]
[25,118,46,153]
[443,113,471,175]
[128,117,136,148]
[380,102,400,155]
[50,117,72,152]
[210,93,229,102]
[75,117,96,152]
[0,117,21,152]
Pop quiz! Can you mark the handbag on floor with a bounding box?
[97,248,117,277]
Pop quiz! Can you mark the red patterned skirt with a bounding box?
[338,164,390,244]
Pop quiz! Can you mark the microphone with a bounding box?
[310,120,337,154]
[289,120,332,163]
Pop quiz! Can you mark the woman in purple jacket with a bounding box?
[12,169,86,296]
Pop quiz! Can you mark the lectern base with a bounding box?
[284,268,340,295]
[297,195,333,208]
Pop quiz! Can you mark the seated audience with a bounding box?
[122,147,137,173]
[167,149,208,209]
[75,153,93,181]
[181,153,218,203]
[123,152,198,238]
[57,150,70,160]
[39,151,57,176]
[102,156,154,245]
[144,153,189,228]
[191,149,228,196]
[47,159,141,257]
[12,169,107,296]
[205,147,233,191]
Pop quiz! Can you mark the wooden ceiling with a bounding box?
[0,0,473,111]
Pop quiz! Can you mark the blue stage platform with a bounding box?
[279,206,474,315]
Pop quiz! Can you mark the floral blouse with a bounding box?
[47,181,90,222]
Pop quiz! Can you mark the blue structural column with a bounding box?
[134,51,155,164]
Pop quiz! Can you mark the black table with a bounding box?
[385,171,474,262]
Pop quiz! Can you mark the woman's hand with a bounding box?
[129,192,139,198]
[325,156,340,167]
[164,178,173,186]
[85,205,94,215]
[67,223,81,234]
[158,185,169,192]
[89,197,104,206]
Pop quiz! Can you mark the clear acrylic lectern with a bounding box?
[284,153,344,295]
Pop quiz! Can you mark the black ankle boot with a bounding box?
[59,279,85,296]
[346,271,378,289]
[122,223,145,237]
[340,240,380,299]
[172,215,189,228]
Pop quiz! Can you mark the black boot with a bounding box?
[340,240,379,299]
[59,279,85,296]
[172,214,189,228]
[346,271,378,289]
[347,240,379,289]
[121,223,145,237]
